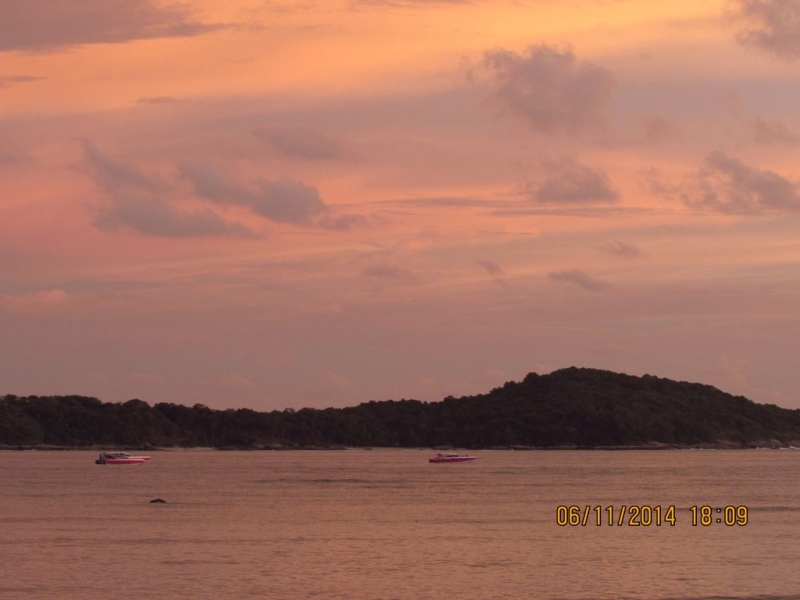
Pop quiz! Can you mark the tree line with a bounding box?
[2,367,800,449]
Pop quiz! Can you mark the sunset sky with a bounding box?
[2,0,800,411]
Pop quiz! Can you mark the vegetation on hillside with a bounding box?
[2,368,799,449]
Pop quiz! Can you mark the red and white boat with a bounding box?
[95,452,152,465]
[429,453,477,463]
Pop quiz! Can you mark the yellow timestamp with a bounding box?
[557,505,677,526]
[690,505,748,526]
[556,505,749,527]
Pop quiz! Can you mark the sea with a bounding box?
[1,448,799,600]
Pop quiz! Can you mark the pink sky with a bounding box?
[1,0,800,410]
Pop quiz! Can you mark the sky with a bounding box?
[1,0,800,411]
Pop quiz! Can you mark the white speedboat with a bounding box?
[429,453,477,463]
[95,452,151,465]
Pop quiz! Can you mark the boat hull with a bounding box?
[96,458,148,465]
[95,453,151,465]
[429,456,477,463]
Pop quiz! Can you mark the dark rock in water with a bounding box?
[149,498,166,503]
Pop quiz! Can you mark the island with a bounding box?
[2,367,800,449]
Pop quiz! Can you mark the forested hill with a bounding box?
[2,367,800,449]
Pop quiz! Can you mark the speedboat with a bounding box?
[95,452,151,465]
[429,453,477,463]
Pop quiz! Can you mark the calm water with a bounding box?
[1,449,799,600]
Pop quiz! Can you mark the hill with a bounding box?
[2,367,800,449]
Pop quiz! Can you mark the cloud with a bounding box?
[176,163,246,204]
[92,194,255,238]
[356,0,471,6]
[640,166,679,200]
[84,141,157,194]
[316,213,369,230]
[179,163,328,225]
[0,75,42,88]
[252,179,328,224]
[751,117,799,147]
[601,240,644,258]
[361,265,416,279]
[1,289,68,315]
[681,151,800,213]
[493,206,649,218]
[253,125,351,160]
[375,196,498,208]
[639,115,680,145]
[525,157,618,204]
[136,96,183,105]
[477,260,504,275]
[484,44,615,135]
[727,0,800,60]
[84,144,255,238]
[548,269,610,292]
[0,141,29,164]
[0,0,223,52]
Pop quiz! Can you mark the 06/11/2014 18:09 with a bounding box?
[556,505,749,527]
